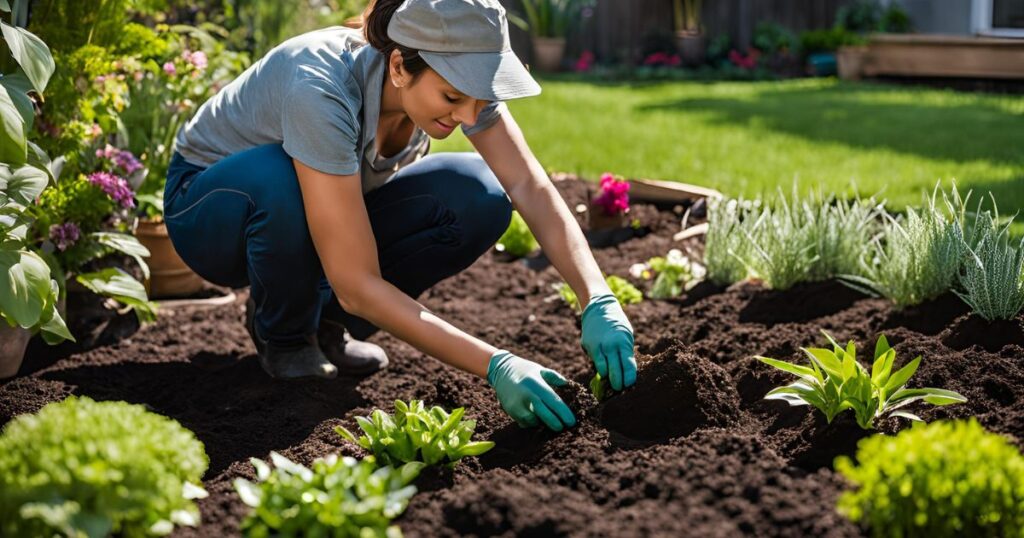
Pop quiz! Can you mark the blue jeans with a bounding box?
[164,144,512,346]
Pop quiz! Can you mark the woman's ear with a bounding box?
[389,49,409,88]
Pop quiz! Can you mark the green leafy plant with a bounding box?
[844,185,964,308]
[336,400,494,467]
[233,452,422,538]
[757,332,965,429]
[954,201,1024,321]
[0,396,209,537]
[495,210,538,257]
[632,248,706,299]
[558,275,642,313]
[507,0,596,39]
[835,419,1024,537]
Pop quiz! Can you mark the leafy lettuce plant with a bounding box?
[631,248,706,299]
[234,452,422,538]
[336,400,494,467]
[495,210,539,257]
[757,332,965,429]
[0,396,209,537]
[558,275,642,313]
[836,419,1024,537]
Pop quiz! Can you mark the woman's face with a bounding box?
[388,50,491,138]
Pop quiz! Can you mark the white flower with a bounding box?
[629,263,649,279]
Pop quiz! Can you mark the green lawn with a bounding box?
[435,77,1023,226]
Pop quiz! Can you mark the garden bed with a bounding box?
[2,178,1022,537]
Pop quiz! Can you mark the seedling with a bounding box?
[335,400,494,467]
[589,372,609,401]
[233,452,421,537]
[496,210,539,257]
[632,249,706,299]
[757,332,966,429]
[558,275,643,313]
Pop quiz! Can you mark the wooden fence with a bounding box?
[502,0,855,65]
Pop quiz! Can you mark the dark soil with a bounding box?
[3,177,1022,537]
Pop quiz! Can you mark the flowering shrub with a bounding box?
[592,173,630,217]
[630,249,706,299]
[574,50,595,72]
[642,51,682,68]
[729,48,761,70]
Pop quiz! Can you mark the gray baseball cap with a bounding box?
[387,0,541,101]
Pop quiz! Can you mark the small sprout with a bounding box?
[589,372,610,401]
[558,275,643,313]
[635,249,707,299]
[757,332,966,429]
[335,400,494,467]
[496,210,539,257]
[233,452,422,537]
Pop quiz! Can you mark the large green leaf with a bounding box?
[0,1,10,13]
[91,232,151,280]
[883,356,921,394]
[0,21,55,94]
[1,163,47,204]
[0,249,50,327]
[756,356,819,381]
[37,281,73,344]
[75,268,157,323]
[0,72,33,129]
[0,84,26,165]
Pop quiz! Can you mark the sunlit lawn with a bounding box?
[435,76,1024,232]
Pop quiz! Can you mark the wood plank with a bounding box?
[628,178,723,203]
[863,35,1024,79]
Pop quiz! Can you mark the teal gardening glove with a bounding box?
[580,293,637,391]
[487,351,576,431]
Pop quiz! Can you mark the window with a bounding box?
[973,0,1024,37]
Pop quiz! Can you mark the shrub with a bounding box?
[0,396,209,537]
[558,275,643,312]
[757,332,965,429]
[234,452,422,538]
[336,400,494,467]
[845,186,964,308]
[496,210,539,257]
[835,419,1024,537]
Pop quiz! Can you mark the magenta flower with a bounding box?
[575,50,594,73]
[163,61,177,76]
[96,144,143,175]
[87,171,135,209]
[593,173,630,216]
[49,222,81,251]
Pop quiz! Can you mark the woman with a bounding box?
[164,0,636,432]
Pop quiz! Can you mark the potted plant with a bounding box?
[509,0,596,72]
[672,0,706,66]
[589,172,630,230]
[0,3,75,378]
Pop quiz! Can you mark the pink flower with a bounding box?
[87,171,135,209]
[728,48,760,70]
[163,61,177,76]
[95,144,143,175]
[188,50,208,70]
[593,173,630,216]
[134,70,145,82]
[49,222,81,251]
[88,123,103,137]
[94,75,107,84]
[575,50,595,73]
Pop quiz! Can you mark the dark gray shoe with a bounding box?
[317,319,389,375]
[245,298,338,380]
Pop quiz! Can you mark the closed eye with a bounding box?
[444,94,461,103]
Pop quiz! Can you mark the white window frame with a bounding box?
[972,0,1024,38]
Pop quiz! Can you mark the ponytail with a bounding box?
[346,0,429,79]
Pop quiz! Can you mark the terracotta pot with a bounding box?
[134,219,205,298]
[675,31,706,67]
[837,45,868,80]
[588,203,628,231]
[532,36,566,72]
[0,323,32,379]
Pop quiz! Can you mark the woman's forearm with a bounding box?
[341,276,496,378]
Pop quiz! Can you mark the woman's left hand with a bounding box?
[580,293,637,391]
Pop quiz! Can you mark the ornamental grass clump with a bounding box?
[233,452,422,538]
[954,201,1024,321]
[705,196,758,285]
[757,332,965,429]
[496,210,538,257]
[835,419,1024,537]
[558,275,643,312]
[336,400,494,467]
[0,396,209,537]
[845,186,964,308]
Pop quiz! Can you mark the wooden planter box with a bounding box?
[846,34,1024,80]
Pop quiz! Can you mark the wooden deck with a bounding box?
[839,33,1024,80]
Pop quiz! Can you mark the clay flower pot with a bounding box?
[588,204,628,231]
[675,31,707,67]
[134,219,205,298]
[532,36,566,72]
[0,323,32,379]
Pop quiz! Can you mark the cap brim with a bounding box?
[419,49,541,101]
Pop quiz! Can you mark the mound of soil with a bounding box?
[2,176,1020,537]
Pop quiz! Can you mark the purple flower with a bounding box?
[96,144,143,176]
[49,222,81,251]
[163,61,177,77]
[87,171,135,209]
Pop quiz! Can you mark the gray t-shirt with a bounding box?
[173,26,506,194]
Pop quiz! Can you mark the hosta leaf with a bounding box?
[1,21,55,94]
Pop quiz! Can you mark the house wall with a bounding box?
[896,0,975,35]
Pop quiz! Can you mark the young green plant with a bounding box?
[495,210,538,257]
[632,248,706,299]
[558,275,642,313]
[233,452,422,538]
[757,332,965,429]
[335,400,494,467]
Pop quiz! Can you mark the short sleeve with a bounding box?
[281,77,361,175]
[461,101,507,137]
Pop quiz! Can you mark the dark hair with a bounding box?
[345,0,430,80]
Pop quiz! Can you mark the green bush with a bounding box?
[799,27,865,55]
[336,400,494,467]
[0,396,209,537]
[234,452,421,538]
[496,210,539,257]
[836,419,1024,537]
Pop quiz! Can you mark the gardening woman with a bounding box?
[165,0,635,431]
